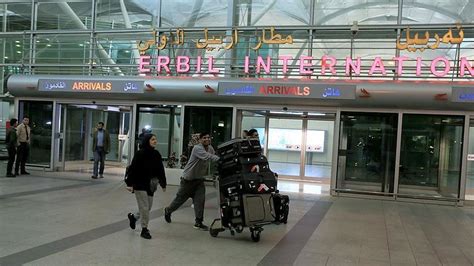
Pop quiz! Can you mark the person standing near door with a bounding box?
[91,122,110,179]
[15,116,31,176]
[6,118,18,177]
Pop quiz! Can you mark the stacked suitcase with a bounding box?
[209,138,290,242]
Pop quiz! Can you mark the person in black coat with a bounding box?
[125,133,167,239]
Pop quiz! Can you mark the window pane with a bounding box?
[3,3,31,31]
[96,0,154,29]
[161,0,228,27]
[235,0,310,26]
[37,1,93,30]
[314,0,399,25]
[35,34,90,65]
[402,0,473,24]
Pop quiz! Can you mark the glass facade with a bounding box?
[2,0,474,202]
[1,0,474,93]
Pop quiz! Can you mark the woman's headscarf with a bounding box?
[141,133,155,150]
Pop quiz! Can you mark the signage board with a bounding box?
[452,87,474,102]
[218,82,356,100]
[38,79,144,93]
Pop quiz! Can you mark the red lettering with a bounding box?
[303,87,310,96]
[268,86,274,94]
[259,86,267,95]
[275,86,281,94]
[297,86,304,95]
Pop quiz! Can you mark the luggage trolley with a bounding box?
[209,138,289,242]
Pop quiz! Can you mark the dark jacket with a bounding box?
[92,129,111,153]
[125,134,167,196]
[5,128,17,149]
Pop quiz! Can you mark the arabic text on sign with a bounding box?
[396,24,464,52]
[137,27,293,54]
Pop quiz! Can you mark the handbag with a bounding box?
[150,178,159,192]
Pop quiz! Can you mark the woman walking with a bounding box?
[125,134,167,239]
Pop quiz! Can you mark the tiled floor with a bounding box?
[0,168,473,266]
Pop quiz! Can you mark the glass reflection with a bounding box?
[399,114,464,199]
[336,112,398,194]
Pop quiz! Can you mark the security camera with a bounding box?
[282,107,288,111]
[92,101,96,104]
[351,21,359,35]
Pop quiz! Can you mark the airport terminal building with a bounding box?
[1,0,474,204]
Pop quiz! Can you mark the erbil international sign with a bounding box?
[137,26,473,78]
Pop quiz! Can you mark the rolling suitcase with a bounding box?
[241,194,274,226]
[217,138,262,160]
[218,155,271,177]
[272,193,289,224]
[220,172,277,196]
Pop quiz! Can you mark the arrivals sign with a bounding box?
[218,82,356,100]
[38,79,144,93]
[452,87,474,102]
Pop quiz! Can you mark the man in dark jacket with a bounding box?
[15,116,31,175]
[125,134,166,239]
[5,118,18,177]
[91,122,111,179]
[163,132,219,231]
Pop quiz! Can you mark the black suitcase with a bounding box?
[220,195,244,228]
[217,138,262,160]
[220,172,277,196]
[272,193,289,224]
[218,155,271,177]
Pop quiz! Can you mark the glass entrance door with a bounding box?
[399,114,464,199]
[265,115,335,182]
[466,119,474,201]
[267,118,303,178]
[58,104,132,172]
[336,112,398,194]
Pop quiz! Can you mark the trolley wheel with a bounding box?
[235,226,244,233]
[210,228,219,237]
[251,230,261,242]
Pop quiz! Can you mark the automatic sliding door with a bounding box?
[267,118,303,178]
[304,119,334,182]
[466,119,474,201]
[336,112,398,194]
[399,114,463,199]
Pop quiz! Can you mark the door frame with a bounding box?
[239,109,337,180]
[52,101,134,171]
[335,107,470,202]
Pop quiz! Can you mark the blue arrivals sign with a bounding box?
[218,82,356,100]
[38,79,145,93]
[452,86,474,102]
